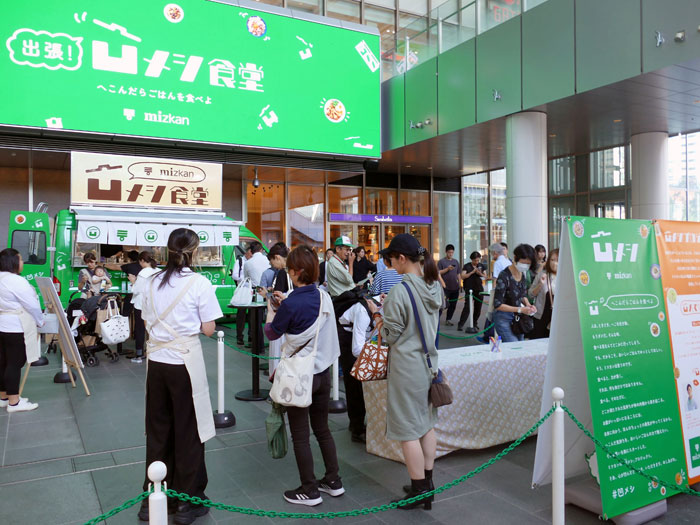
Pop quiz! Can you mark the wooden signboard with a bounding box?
[36,277,90,396]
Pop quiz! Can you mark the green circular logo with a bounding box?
[198,231,209,243]
[86,226,101,239]
[144,230,158,243]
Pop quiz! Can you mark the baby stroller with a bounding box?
[66,292,123,366]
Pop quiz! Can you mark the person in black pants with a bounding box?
[234,248,252,346]
[264,245,343,506]
[458,251,486,332]
[437,244,461,326]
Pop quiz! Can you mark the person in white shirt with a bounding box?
[0,248,45,412]
[233,247,252,346]
[338,298,374,442]
[137,229,223,524]
[128,251,161,363]
[242,241,269,347]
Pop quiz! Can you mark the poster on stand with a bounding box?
[534,216,686,519]
[655,220,700,485]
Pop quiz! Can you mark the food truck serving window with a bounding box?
[12,231,47,265]
[73,239,168,267]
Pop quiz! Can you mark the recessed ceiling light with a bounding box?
[549,134,557,138]
[613,119,623,123]
[405,165,412,168]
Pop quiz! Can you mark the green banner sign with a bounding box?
[0,0,380,157]
[567,216,686,517]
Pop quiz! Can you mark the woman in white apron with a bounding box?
[129,251,160,364]
[0,249,44,412]
[137,229,222,524]
[264,245,342,506]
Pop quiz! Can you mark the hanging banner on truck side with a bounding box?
[71,151,222,211]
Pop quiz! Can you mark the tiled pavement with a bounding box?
[1,314,698,524]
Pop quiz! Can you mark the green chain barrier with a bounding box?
[562,405,700,498]
[438,323,494,340]
[83,406,555,523]
[83,489,151,525]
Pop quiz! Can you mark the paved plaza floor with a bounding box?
[0,318,698,524]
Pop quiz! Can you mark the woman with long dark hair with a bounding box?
[129,251,160,363]
[373,234,443,510]
[529,248,558,339]
[137,229,222,524]
[0,248,44,412]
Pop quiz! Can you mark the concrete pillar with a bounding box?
[505,112,548,248]
[630,132,669,220]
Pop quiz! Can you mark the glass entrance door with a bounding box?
[382,225,406,250]
[593,202,626,219]
[357,225,379,262]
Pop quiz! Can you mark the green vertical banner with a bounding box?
[566,216,685,518]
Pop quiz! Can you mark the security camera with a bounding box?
[252,177,260,188]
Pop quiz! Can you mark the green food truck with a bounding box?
[7,151,261,314]
[7,207,260,314]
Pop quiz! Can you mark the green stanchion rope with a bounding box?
[83,489,151,525]
[83,407,555,523]
[562,405,700,498]
[438,323,494,340]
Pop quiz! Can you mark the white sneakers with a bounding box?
[0,396,26,408]
[5,398,38,412]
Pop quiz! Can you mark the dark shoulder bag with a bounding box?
[402,282,453,408]
[509,274,534,335]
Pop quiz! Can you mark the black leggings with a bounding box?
[0,332,27,395]
[134,308,146,355]
[286,368,340,492]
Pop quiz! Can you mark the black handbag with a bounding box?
[402,282,453,408]
[511,311,534,335]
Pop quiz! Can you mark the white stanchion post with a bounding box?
[467,290,474,329]
[217,331,224,415]
[552,387,565,525]
[213,331,235,428]
[148,461,168,525]
[328,358,347,413]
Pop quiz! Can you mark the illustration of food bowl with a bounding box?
[164,3,184,22]
[676,472,683,485]
[667,288,678,304]
[650,323,660,337]
[639,224,649,238]
[573,221,584,238]
[650,264,661,280]
[247,16,267,37]
[578,270,590,286]
[324,99,346,123]
[658,311,665,322]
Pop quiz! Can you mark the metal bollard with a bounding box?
[328,358,347,413]
[148,461,168,525]
[213,331,235,428]
[467,290,473,329]
[551,387,565,525]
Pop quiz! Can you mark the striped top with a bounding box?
[370,269,402,295]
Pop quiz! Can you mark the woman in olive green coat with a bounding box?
[374,234,442,510]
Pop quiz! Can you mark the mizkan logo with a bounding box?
[681,300,700,315]
[144,110,190,125]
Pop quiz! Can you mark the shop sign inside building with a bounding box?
[71,151,222,211]
[0,0,380,157]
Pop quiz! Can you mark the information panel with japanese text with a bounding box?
[0,0,381,157]
[656,219,700,485]
[566,216,685,517]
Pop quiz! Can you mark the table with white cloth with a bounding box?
[363,338,549,463]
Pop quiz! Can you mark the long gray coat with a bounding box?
[381,273,443,441]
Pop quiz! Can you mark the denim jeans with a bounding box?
[493,310,524,342]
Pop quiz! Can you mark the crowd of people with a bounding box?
[0,224,558,523]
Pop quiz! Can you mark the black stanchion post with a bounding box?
[235,304,270,401]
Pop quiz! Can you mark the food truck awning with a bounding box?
[72,208,241,247]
